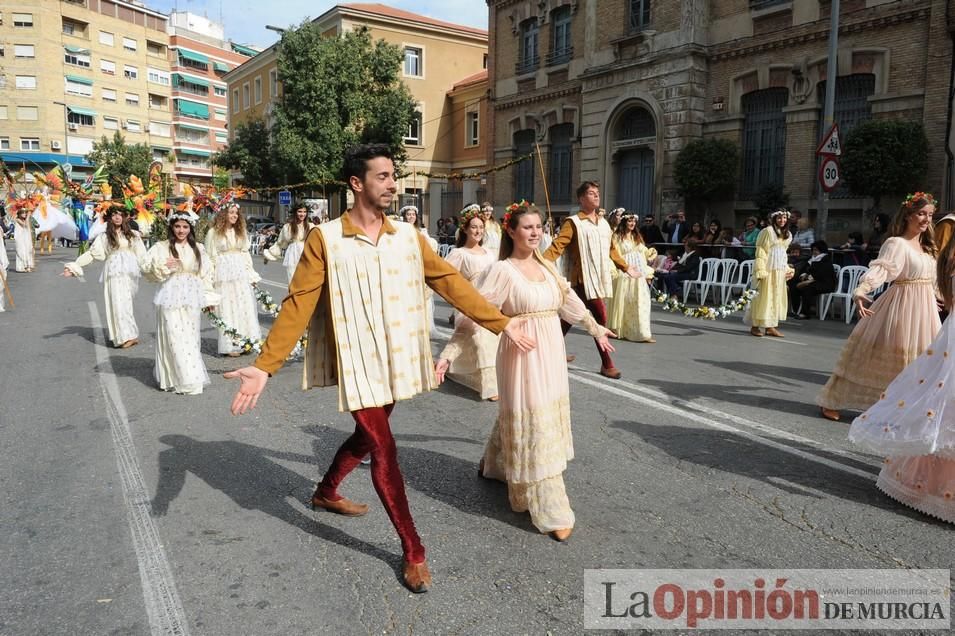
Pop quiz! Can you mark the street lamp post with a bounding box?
[52,101,70,168]
[815,0,840,242]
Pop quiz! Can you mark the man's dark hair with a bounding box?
[811,240,829,252]
[342,144,394,192]
[576,181,600,199]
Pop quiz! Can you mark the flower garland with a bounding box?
[653,288,758,320]
[503,199,532,227]
[903,191,935,209]
[201,287,305,357]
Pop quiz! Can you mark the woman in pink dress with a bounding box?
[436,202,615,542]
[439,204,500,400]
[849,192,955,523]
[818,194,940,421]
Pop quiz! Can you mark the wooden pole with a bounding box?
[534,142,553,226]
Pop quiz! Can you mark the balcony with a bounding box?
[515,55,539,76]
[546,46,573,67]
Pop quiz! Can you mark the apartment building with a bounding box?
[0,0,171,180]
[225,3,489,225]
[487,0,952,235]
[166,11,256,186]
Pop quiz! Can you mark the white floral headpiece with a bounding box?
[769,208,791,220]
[398,205,418,217]
[611,207,626,216]
[168,210,200,226]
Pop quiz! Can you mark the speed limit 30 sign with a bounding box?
[819,157,841,192]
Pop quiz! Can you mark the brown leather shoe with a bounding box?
[750,327,763,337]
[600,366,622,379]
[120,338,139,349]
[310,491,369,516]
[566,354,576,363]
[820,407,841,422]
[550,528,573,542]
[402,559,431,593]
[765,327,784,338]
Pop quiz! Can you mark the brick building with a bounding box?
[487,0,953,237]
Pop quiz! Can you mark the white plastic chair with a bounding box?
[249,234,263,255]
[682,257,720,304]
[706,258,739,305]
[438,244,452,258]
[820,265,867,323]
[726,259,755,299]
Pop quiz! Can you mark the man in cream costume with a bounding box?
[226,144,534,594]
[543,181,639,379]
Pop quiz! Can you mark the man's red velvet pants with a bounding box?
[316,403,425,564]
[561,284,614,369]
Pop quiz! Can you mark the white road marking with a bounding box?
[89,302,191,636]
[433,324,877,479]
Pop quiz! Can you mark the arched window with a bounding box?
[741,87,788,197]
[617,107,655,141]
[517,18,539,75]
[514,129,536,202]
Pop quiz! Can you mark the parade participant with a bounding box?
[399,204,439,334]
[224,144,534,594]
[62,208,147,348]
[818,193,940,421]
[264,203,313,284]
[847,209,955,524]
[205,202,261,357]
[13,209,35,273]
[606,214,657,343]
[481,202,502,255]
[542,181,639,378]
[142,210,219,395]
[438,203,500,401]
[744,209,795,337]
[0,224,8,311]
[436,202,615,541]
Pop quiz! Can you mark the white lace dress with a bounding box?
[142,241,220,394]
[439,246,500,399]
[263,223,308,283]
[204,228,261,355]
[13,219,33,272]
[65,232,147,346]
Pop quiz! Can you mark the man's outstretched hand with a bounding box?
[224,366,269,415]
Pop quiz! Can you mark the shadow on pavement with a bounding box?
[694,359,831,387]
[101,355,156,389]
[43,324,100,346]
[609,419,938,520]
[641,378,820,418]
[151,434,405,576]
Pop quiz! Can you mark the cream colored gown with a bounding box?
[449,257,606,533]
[607,237,656,342]
[142,241,220,394]
[0,232,8,311]
[263,223,308,283]
[483,221,502,256]
[818,237,940,411]
[204,227,261,355]
[744,227,793,328]
[14,219,34,272]
[439,246,500,399]
[65,232,147,346]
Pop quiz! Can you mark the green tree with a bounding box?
[271,23,415,184]
[86,131,153,195]
[753,182,790,218]
[841,119,930,212]
[673,138,740,217]
[212,119,278,188]
[212,167,231,190]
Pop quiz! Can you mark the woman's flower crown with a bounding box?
[903,192,935,210]
[769,208,791,220]
[459,203,482,224]
[503,200,532,226]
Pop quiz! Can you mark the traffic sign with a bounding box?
[816,123,842,156]
[819,157,841,192]
[278,190,292,206]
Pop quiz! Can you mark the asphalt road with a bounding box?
[1,243,952,635]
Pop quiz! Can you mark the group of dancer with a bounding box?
[10,144,954,594]
[741,192,955,524]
